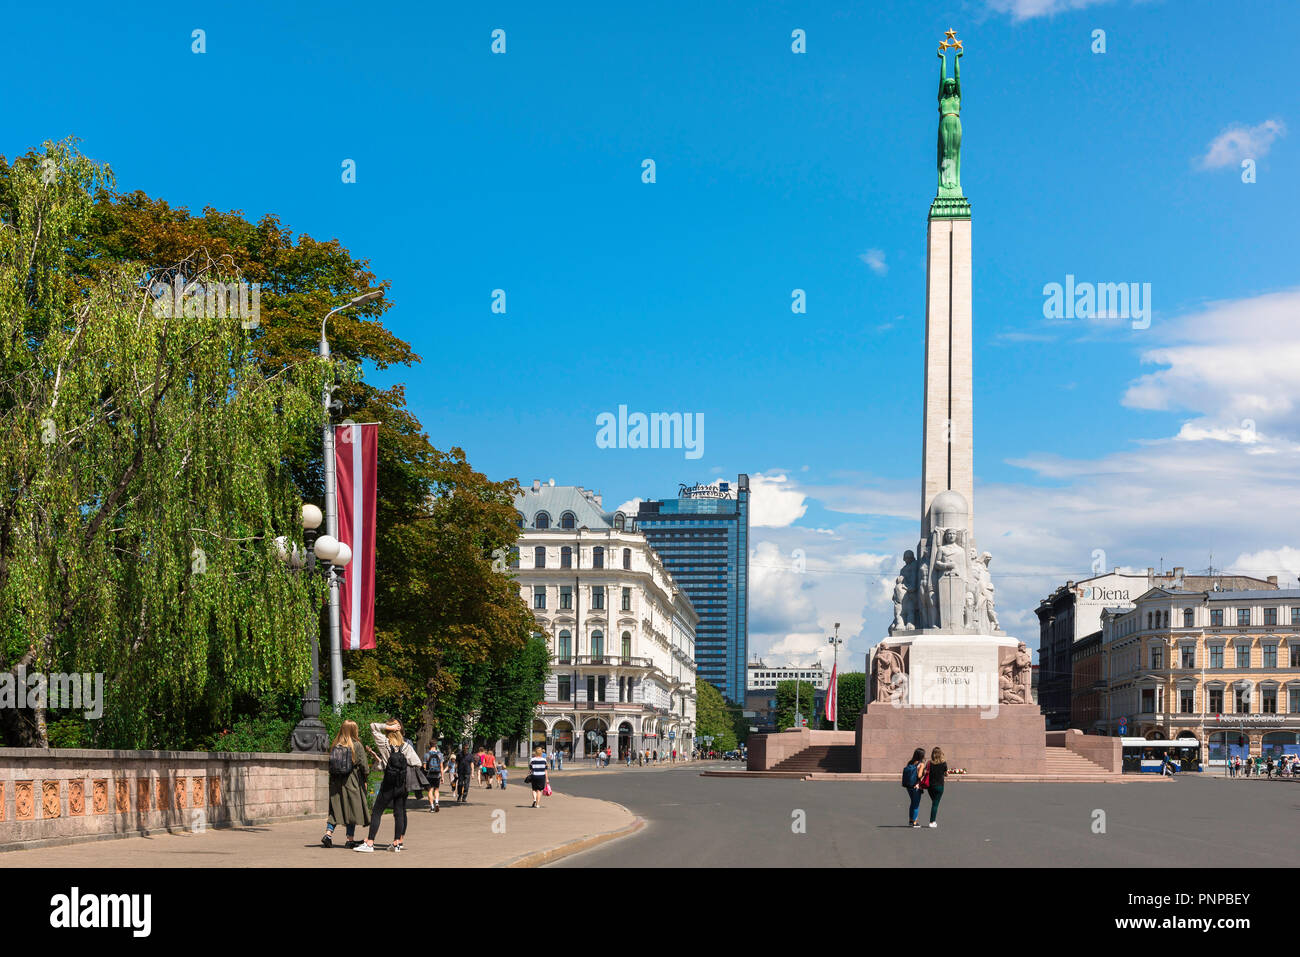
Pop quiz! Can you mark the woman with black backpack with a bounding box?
[322,720,370,848]
[902,747,926,828]
[355,719,422,853]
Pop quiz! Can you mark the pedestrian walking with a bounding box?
[355,719,420,853]
[482,748,496,788]
[528,746,549,808]
[556,748,563,770]
[456,746,474,803]
[497,763,508,789]
[322,720,371,848]
[424,742,443,812]
[902,747,926,828]
[924,746,947,828]
[548,748,555,770]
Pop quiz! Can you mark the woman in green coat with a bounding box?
[322,719,371,848]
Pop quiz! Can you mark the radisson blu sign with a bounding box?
[679,482,732,500]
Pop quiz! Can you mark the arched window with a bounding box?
[560,546,572,569]
[593,546,605,569]
[557,630,572,663]
[535,511,550,529]
[515,512,524,528]
[622,548,631,570]
[591,630,605,662]
[621,631,632,660]
[534,545,546,569]
[560,511,576,529]
[614,513,626,530]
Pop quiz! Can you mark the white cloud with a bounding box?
[748,472,808,527]
[1229,547,1300,585]
[859,249,888,275]
[615,497,642,516]
[1197,119,1286,170]
[985,0,1116,21]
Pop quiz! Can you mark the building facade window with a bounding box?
[622,631,632,659]
[1179,689,1195,714]
[1236,644,1251,668]
[1150,646,1163,669]
[560,511,576,529]
[1180,646,1195,669]
[1261,687,1278,713]
[1183,608,1194,628]
[1235,687,1250,713]
[592,586,605,610]
[1290,687,1300,714]
[1264,607,1278,626]
[1292,607,1300,627]
[1292,645,1300,668]
[1211,609,1224,627]
[1141,688,1156,713]
[561,546,572,568]
[621,587,631,611]
[593,547,604,569]
[534,545,546,569]
[1237,608,1251,627]
[557,631,572,662]
[1209,688,1224,713]
[535,512,550,530]
[558,674,571,701]
[1209,645,1224,669]
[1263,644,1278,668]
[559,586,572,610]
[591,631,604,661]
[622,548,632,570]
[533,586,546,610]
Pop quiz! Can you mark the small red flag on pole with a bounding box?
[825,662,837,722]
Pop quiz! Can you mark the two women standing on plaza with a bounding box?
[322,720,371,848]
[902,746,948,828]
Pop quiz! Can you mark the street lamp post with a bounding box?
[828,622,842,731]
[320,289,382,711]
[280,503,353,752]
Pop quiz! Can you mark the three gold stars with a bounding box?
[938,28,964,53]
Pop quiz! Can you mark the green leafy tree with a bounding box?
[695,679,737,751]
[833,672,866,731]
[0,141,325,748]
[774,679,819,732]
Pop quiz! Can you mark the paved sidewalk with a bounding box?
[544,759,725,777]
[1,779,635,868]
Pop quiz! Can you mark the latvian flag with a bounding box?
[335,423,378,650]
[825,662,837,722]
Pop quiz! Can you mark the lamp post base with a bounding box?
[291,718,330,753]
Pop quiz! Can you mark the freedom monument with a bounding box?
[857,32,1047,774]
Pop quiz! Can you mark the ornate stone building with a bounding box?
[1101,585,1300,764]
[513,481,698,760]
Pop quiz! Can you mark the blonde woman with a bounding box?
[925,746,948,828]
[528,746,548,808]
[322,720,370,848]
[356,719,421,853]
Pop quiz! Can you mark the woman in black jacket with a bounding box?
[925,746,948,828]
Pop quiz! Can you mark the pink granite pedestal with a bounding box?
[855,702,1047,775]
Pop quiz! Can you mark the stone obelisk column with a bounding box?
[920,36,973,542]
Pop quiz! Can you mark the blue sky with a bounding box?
[10,0,1297,668]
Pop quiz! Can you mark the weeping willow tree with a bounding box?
[0,140,329,748]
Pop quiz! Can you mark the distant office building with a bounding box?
[744,658,827,730]
[636,476,749,701]
[513,481,698,761]
[1036,566,1278,730]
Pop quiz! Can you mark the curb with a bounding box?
[498,804,645,868]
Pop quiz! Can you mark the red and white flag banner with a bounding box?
[335,423,378,651]
[825,662,838,721]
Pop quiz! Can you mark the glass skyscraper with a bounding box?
[635,475,749,702]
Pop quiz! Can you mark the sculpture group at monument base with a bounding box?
[855,701,1047,775]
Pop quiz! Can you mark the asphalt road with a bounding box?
[551,767,1299,867]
